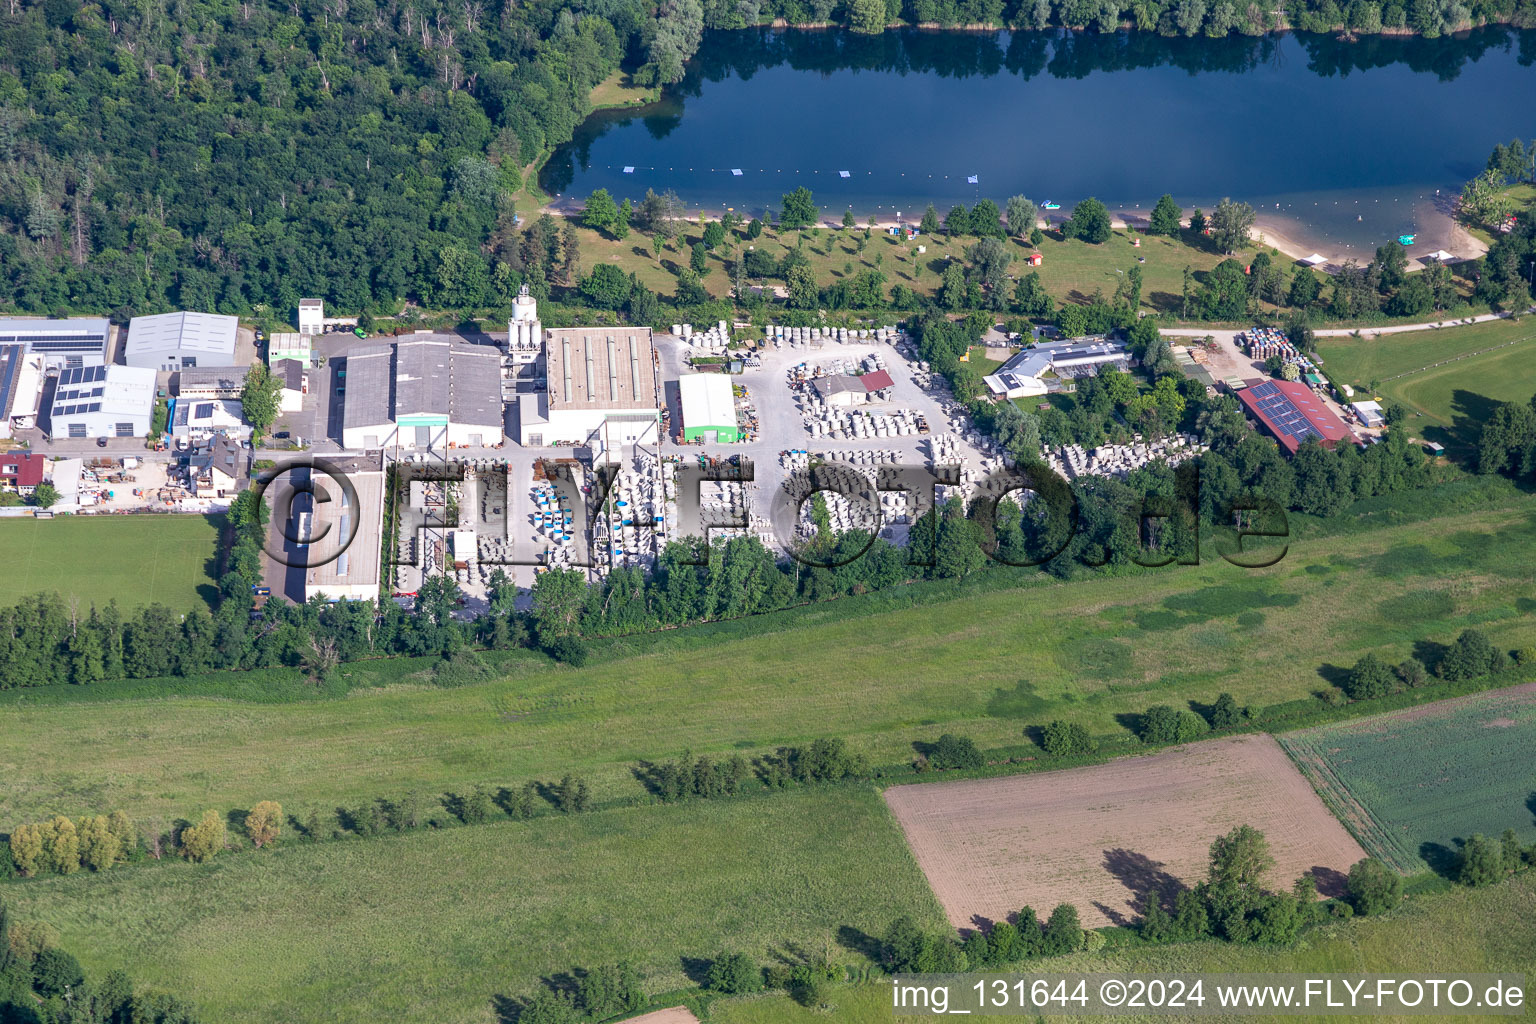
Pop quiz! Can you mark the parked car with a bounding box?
[96,437,108,447]
[274,431,291,439]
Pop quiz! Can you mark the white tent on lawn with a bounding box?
[1299,253,1328,266]
[1424,249,1456,263]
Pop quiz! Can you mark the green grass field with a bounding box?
[2,503,1535,828]
[572,218,1262,318]
[712,875,1536,1024]
[1,786,943,1024]
[1316,319,1536,452]
[1281,686,1536,874]
[0,515,223,612]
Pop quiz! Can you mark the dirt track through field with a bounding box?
[884,734,1365,930]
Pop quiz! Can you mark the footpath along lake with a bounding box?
[544,26,1536,258]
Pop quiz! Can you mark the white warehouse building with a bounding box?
[341,336,503,450]
[983,338,1131,399]
[48,364,157,439]
[517,326,660,459]
[126,311,239,371]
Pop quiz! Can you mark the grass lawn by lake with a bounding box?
[1317,318,1536,452]
[0,514,223,612]
[3,786,941,1024]
[711,875,1536,1023]
[571,220,1262,318]
[2,503,1535,827]
[588,69,659,110]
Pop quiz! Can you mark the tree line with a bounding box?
[1,900,205,1023]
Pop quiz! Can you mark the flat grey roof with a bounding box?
[0,318,110,359]
[546,327,658,412]
[0,345,22,417]
[127,311,238,357]
[343,337,502,429]
[449,344,503,425]
[178,366,246,394]
[343,344,395,430]
[0,317,110,341]
[304,466,384,591]
[395,337,452,418]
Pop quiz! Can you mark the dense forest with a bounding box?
[1,0,1532,323]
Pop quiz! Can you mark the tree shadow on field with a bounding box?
[1315,663,1351,689]
[1445,388,1503,454]
[1420,840,1463,880]
[1113,711,1145,737]
[1526,791,1536,826]
[836,925,883,961]
[1102,848,1185,923]
[966,914,996,936]
[1412,639,1448,676]
[1310,865,1348,898]
[680,956,714,986]
[490,994,521,1023]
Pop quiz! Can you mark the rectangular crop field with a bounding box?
[883,734,1366,930]
[3,786,944,1024]
[0,514,222,612]
[1281,683,1536,874]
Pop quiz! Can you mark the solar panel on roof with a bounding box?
[195,402,214,419]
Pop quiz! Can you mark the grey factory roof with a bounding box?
[0,318,110,361]
[545,327,658,412]
[126,311,239,358]
[447,344,503,425]
[0,345,23,417]
[342,344,395,430]
[272,358,305,392]
[343,336,502,430]
[177,366,246,395]
[395,337,451,418]
[811,373,865,400]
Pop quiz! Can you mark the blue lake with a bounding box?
[544,27,1536,254]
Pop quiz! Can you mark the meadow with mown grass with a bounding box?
[1,786,943,1024]
[0,514,223,612]
[709,875,1536,1024]
[2,495,1534,828]
[567,215,1261,318]
[1316,318,1536,453]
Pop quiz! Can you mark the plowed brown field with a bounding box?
[884,734,1365,929]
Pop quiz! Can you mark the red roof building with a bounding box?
[0,451,46,492]
[859,369,895,393]
[1236,379,1353,455]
